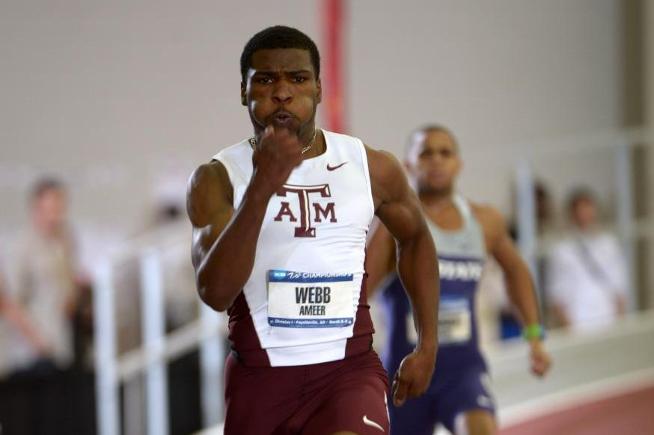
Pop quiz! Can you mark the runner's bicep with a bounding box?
[187,161,235,270]
[372,154,424,243]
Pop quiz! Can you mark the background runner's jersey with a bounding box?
[213,129,375,367]
[380,195,487,370]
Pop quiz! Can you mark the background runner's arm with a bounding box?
[480,206,551,376]
[365,219,396,297]
[482,207,540,327]
[367,147,439,405]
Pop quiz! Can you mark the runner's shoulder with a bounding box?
[187,160,233,225]
[470,202,506,234]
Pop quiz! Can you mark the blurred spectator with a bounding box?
[3,177,88,373]
[546,188,627,332]
[0,176,92,434]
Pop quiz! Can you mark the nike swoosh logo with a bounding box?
[362,415,384,432]
[326,162,348,171]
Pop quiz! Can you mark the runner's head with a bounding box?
[405,125,461,195]
[240,26,322,137]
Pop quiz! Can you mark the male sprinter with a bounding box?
[367,126,551,435]
[187,26,439,435]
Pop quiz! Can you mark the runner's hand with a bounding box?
[529,340,552,377]
[251,126,304,198]
[392,348,436,407]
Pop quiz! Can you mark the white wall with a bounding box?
[0,0,319,236]
[349,0,621,210]
[0,0,622,239]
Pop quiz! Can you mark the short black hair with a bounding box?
[240,26,320,82]
[406,124,460,158]
[31,176,65,201]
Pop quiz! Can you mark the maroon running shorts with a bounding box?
[223,349,390,435]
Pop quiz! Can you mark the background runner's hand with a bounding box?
[529,340,552,377]
[251,125,304,198]
[392,348,436,407]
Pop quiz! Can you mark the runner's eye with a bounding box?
[256,76,274,84]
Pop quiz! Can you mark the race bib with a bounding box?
[267,270,355,328]
[438,298,472,344]
[405,298,472,345]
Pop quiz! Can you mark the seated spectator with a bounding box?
[546,188,627,332]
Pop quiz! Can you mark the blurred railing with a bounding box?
[93,225,226,435]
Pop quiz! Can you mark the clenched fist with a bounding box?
[251,125,305,199]
[392,347,437,407]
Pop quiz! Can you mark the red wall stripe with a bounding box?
[322,0,346,133]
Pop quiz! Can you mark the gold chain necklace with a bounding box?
[249,129,317,155]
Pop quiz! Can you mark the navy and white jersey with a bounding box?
[213,130,375,367]
[380,195,487,370]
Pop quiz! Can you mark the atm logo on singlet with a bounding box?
[439,259,483,281]
[273,184,337,238]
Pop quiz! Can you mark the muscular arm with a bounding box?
[367,147,439,404]
[477,205,551,376]
[187,127,304,311]
[188,161,264,311]
[478,206,540,327]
